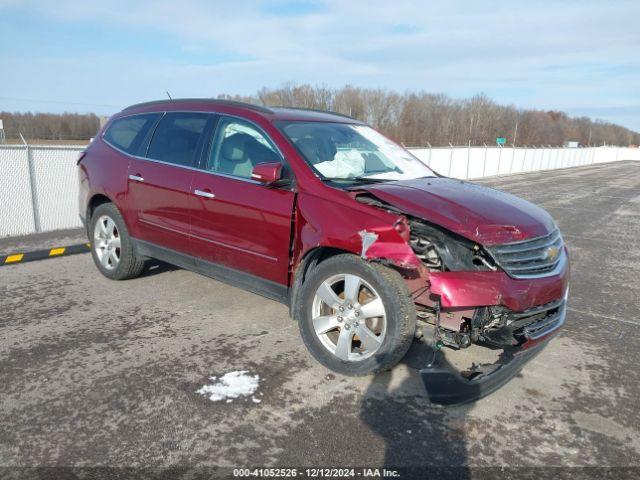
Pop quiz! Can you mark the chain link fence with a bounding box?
[0,143,84,237]
[1,143,638,237]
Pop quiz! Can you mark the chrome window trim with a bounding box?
[101,110,288,187]
[101,111,164,156]
[103,139,264,186]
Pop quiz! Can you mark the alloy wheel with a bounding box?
[93,215,121,270]
[311,273,387,361]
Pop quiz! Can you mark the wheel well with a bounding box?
[86,194,112,234]
[289,246,353,315]
[299,247,352,280]
[87,194,111,219]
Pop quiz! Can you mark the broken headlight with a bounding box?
[408,220,497,272]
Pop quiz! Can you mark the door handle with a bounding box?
[194,189,215,199]
[128,174,144,182]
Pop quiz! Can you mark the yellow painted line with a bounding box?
[49,247,66,256]
[5,254,24,263]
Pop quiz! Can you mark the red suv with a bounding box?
[78,99,569,381]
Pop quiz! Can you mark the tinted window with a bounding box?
[206,117,281,179]
[147,113,209,167]
[103,113,160,155]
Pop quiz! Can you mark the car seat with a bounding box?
[218,132,256,177]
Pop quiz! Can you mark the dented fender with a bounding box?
[360,234,422,269]
[292,191,423,274]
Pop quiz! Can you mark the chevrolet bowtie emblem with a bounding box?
[545,246,560,261]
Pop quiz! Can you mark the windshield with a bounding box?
[280,121,434,182]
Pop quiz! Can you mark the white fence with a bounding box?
[0,143,639,237]
[409,145,640,179]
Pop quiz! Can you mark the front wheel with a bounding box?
[295,254,416,376]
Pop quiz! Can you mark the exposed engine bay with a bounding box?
[408,219,497,272]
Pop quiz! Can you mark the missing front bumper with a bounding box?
[418,288,567,405]
[482,295,568,347]
[419,339,550,406]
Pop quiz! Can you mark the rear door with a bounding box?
[99,112,161,228]
[189,115,296,286]
[127,112,211,255]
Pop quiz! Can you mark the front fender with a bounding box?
[293,191,423,273]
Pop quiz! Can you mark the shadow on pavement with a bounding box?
[359,334,550,474]
[360,339,477,477]
[139,260,179,278]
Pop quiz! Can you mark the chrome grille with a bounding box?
[488,228,565,278]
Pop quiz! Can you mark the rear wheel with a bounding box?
[89,203,145,280]
[295,254,416,376]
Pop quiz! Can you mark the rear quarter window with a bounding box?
[103,113,161,155]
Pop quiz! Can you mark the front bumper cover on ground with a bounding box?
[420,340,548,406]
[420,287,567,405]
[420,316,564,406]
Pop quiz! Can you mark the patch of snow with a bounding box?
[197,371,260,402]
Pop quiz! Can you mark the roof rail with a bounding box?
[269,106,357,120]
[122,98,273,114]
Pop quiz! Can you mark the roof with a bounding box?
[122,98,272,114]
[121,98,361,124]
[268,106,361,123]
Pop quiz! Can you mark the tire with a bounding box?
[89,203,145,280]
[294,254,416,376]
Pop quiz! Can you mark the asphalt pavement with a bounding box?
[1,161,639,477]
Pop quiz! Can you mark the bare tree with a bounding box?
[236,84,639,147]
[3,85,638,146]
[0,111,100,141]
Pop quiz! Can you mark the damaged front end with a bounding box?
[353,191,570,404]
[420,223,569,350]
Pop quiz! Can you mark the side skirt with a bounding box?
[132,239,290,305]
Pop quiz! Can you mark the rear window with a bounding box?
[103,114,160,155]
[147,113,209,167]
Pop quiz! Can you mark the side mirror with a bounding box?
[251,162,283,184]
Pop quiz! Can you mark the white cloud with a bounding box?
[1,0,639,129]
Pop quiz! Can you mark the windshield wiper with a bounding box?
[352,176,391,183]
[322,176,390,184]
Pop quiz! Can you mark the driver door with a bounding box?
[189,116,295,286]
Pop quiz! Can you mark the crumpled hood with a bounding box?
[361,177,555,246]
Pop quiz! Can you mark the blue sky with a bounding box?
[1,0,639,131]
